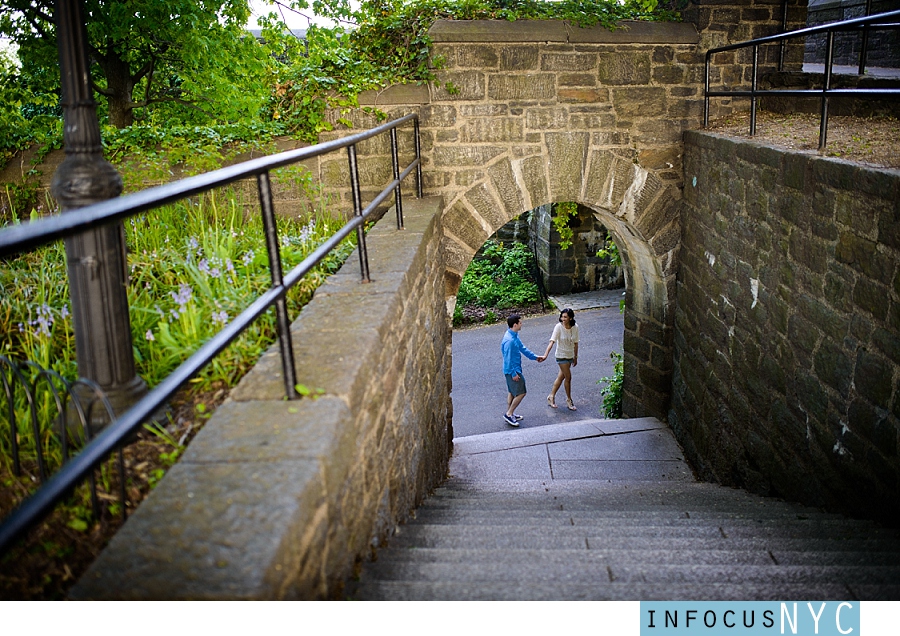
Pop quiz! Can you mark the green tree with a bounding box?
[0,0,275,128]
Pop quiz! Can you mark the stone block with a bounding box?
[461,117,524,143]
[598,51,652,85]
[442,235,476,277]
[877,197,900,251]
[789,232,829,276]
[558,73,597,87]
[456,45,499,68]
[443,199,491,251]
[525,107,569,130]
[520,155,549,209]
[568,20,699,44]
[611,87,668,118]
[792,370,829,426]
[855,348,894,407]
[488,159,527,221]
[499,45,540,71]
[454,168,486,187]
[570,112,616,130]
[465,182,508,232]
[459,104,508,117]
[357,84,429,106]
[436,129,460,143]
[814,339,853,398]
[853,277,890,321]
[432,71,485,101]
[71,457,328,599]
[650,219,681,257]
[541,53,597,72]
[488,74,556,101]
[429,20,570,43]
[558,88,611,104]
[420,105,458,128]
[652,65,686,84]
[873,327,900,366]
[545,132,589,203]
[432,145,506,168]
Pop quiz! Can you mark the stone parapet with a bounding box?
[429,19,699,44]
[70,197,452,598]
[673,131,900,525]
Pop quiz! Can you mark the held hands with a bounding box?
[537,356,546,362]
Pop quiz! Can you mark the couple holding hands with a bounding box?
[500,308,579,427]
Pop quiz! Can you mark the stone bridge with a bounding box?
[316,9,805,421]
[70,3,900,598]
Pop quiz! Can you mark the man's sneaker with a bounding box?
[503,413,519,427]
[514,414,524,421]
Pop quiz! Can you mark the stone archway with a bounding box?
[439,135,679,420]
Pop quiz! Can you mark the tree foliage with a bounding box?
[0,1,272,129]
[0,0,678,165]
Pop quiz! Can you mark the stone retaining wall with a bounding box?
[673,131,900,525]
[70,198,452,598]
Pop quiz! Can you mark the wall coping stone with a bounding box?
[428,19,699,44]
[358,84,431,106]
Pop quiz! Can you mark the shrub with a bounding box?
[598,351,624,418]
[457,240,539,309]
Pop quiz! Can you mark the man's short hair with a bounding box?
[507,314,521,328]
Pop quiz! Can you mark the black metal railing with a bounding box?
[705,9,900,149]
[0,113,423,554]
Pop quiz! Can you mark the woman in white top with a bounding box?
[542,308,579,410]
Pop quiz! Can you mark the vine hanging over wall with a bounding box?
[552,201,577,250]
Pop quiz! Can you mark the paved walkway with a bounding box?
[451,417,694,482]
[451,299,624,438]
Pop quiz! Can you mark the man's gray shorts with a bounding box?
[505,373,526,397]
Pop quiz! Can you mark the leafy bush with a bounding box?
[457,240,539,309]
[598,351,624,418]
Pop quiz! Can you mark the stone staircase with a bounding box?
[346,419,900,600]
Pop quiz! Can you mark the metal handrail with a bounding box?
[0,113,423,555]
[704,9,900,150]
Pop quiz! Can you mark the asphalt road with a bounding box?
[451,308,625,438]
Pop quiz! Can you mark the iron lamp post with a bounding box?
[50,0,147,430]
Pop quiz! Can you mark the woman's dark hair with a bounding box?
[559,308,576,325]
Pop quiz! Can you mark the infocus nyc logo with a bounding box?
[640,602,860,636]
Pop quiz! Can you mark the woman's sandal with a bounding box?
[566,398,577,411]
[547,395,557,408]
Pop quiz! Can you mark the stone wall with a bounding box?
[70,198,452,598]
[673,131,900,525]
[489,205,623,295]
[316,19,704,420]
[530,203,624,294]
[805,0,900,69]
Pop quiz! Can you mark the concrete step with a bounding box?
[357,559,900,586]
[348,580,894,601]
[409,509,864,525]
[352,472,900,599]
[389,523,898,547]
[364,547,900,567]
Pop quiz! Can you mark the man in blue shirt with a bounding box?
[501,314,545,426]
